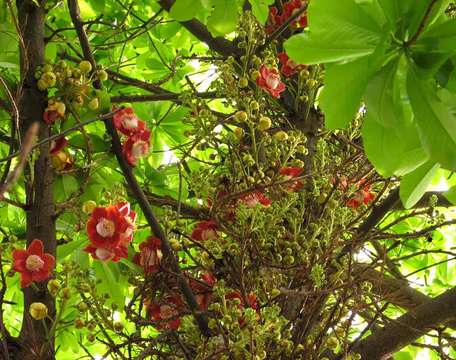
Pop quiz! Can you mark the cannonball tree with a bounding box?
[0,0,456,359]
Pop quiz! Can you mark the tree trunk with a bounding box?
[16,0,56,359]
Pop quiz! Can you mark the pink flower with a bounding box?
[191,220,219,242]
[280,167,304,191]
[113,107,146,136]
[278,52,306,77]
[84,244,128,262]
[122,129,151,166]
[256,65,286,98]
[12,239,55,288]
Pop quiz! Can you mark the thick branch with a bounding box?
[350,286,456,359]
[157,0,240,57]
[67,0,211,337]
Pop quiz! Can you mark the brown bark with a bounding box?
[16,0,56,359]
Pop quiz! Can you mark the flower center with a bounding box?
[95,248,113,260]
[122,115,138,130]
[25,255,45,272]
[266,75,280,89]
[160,304,177,320]
[96,218,116,238]
[132,141,148,158]
[201,228,217,241]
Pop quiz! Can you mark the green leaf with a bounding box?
[444,186,456,205]
[284,0,382,64]
[69,133,109,153]
[407,66,456,170]
[207,0,239,36]
[249,0,274,24]
[169,0,205,21]
[319,56,371,129]
[400,162,440,209]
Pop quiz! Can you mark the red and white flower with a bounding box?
[256,65,286,98]
[133,236,162,274]
[238,191,272,208]
[113,107,146,136]
[346,183,375,209]
[279,167,304,191]
[278,52,306,77]
[116,202,137,245]
[50,137,68,155]
[190,272,216,310]
[86,205,130,249]
[148,295,184,330]
[84,244,128,262]
[44,101,66,125]
[12,239,55,288]
[191,220,219,242]
[122,128,151,166]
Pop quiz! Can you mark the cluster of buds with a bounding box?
[113,107,151,166]
[85,202,137,262]
[36,60,108,125]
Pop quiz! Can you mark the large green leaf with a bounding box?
[169,0,205,21]
[407,66,456,170]
[284,0,382,65]
[319,56,371,129]
[418,18,456,54]
[400,162,441,209]
[207,0,239,36]
[249,0,274,24]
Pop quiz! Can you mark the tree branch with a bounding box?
[67,0,211,337]
[350,286,456,359]
[111,91,219,104]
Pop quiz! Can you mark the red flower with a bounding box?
[266,6,282,34]
[191,220,219,242]
[50,137,68,155]
[238,191,272,208]
[43,101,66,125]
[86,205,130,249]
[133,236,162,274]
[279,167,304,191]
[113,107,146,136]
[122,128,151,166]
[346,180,375,208]
[148,295,184,330]
[12,239,55,288]
[116,202,137,245]
[282,0,308,29]
[256,65,286,98]
[190,272,216,310]
[278,52,306,77]
[84,244,128,262]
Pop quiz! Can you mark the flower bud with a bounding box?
[97,69,108,81]
[47,279,61,297]
[82,200,97,214]
[258,116,272,131]
[29,302,48,320]
[274,131,288,142]
[234,111,248,123]
[233,127,244,139]
[238,77,249,88]
[88,97,99,111]
[113,321,124,332]
[77,301,89,312]
[79,60,92,73]
[74,318,85,329]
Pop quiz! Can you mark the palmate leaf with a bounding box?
[400,161,441,209]
[169,0,207,21]
[207,0,240,36]
[249,0,274,24]
[407,65,456,170]
[284,0,383,65]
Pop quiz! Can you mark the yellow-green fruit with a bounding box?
[306,79,317,88]
[29,302,48,320]
[62,287,71,300]
[234,111,248,123]
[37,79,48,91]
[238,77,249,88]
[113,321,124,332]
[274,131,288,142]
[42,72,56,87]
[74,318,85,329]
[42,64,53,73]
[271,288,281,298]
[258,116,272,131]
[47,279,61,296]
[82,200,97,214]
[250,70,260,81]
[326,336,339,351]
[88,97,99,110]
[79,60,92,73]
[170,238,180,251]
[234,127,244,139]
[77,301,89,312]
[97,69,108,81]
[250,100,259,111]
